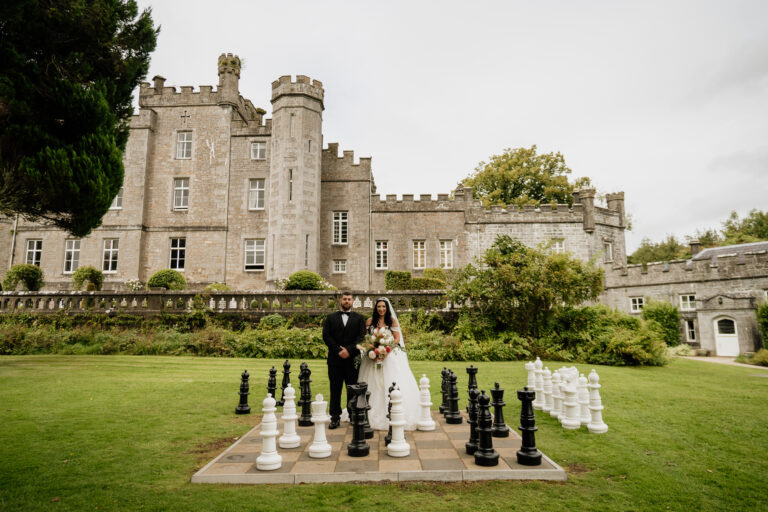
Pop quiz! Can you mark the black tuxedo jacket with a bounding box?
[322,311,366,367]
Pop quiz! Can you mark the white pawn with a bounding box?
[525,361,536,390]
[279,384,300,448]
[533,357,544,410]
[578,374,591,426]
[417,374,436,431]
[587,370,608,434]
[558,378,568,425]
[309,393,332,458]
[387,387,410,457]
[550,373,562,419]
[562,382,581,429]
[256,393,282,470]
[542,367,553,413]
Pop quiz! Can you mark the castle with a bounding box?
[1,54,765,355]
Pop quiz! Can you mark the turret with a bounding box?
[578,188,596,233]
[606,192,625,228]
[217,53,241,105]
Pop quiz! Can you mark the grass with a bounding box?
[1,355,767,511]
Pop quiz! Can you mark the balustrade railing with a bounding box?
[0,290,453,316]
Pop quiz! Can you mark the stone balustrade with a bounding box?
[0,290,452,316]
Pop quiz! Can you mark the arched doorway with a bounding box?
[713,317,739,356]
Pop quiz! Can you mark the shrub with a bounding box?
[204,283,231,292]
[124,279,143,291]
[72,266,104,291]
[2,264,44,291]
[410,277,447,290]
[668,343,692,356]
[422,267,447,282]
[284,271,323,290]
[757,303,768,344]
[259,314,286,329]
[147,269,187,290]
[385,271,411,290]
[642,300,681,346]
[752,348,768,366]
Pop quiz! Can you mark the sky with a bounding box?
[134,0,768,252]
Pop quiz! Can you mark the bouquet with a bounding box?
[358,326,400,370]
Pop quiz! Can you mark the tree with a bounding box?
[722,209,768,244]
[460,145,591,207]
[447,235,604,338]
[627,235,689,264]
[0,0,158,237]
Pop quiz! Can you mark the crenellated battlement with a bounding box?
[270,75,324,109]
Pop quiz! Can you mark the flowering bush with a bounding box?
[124,279,144,291]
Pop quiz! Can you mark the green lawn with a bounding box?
[1,356,766,511]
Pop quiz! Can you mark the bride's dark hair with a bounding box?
[370,299,393,328]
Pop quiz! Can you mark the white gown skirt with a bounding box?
[356,348,422,431]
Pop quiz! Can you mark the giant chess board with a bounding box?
[192,411,566,484]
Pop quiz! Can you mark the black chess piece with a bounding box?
[466,365,479,393]
[277,359,290,406]
[384,381,397,446]
[465,387,480,454]
[235,369,251,414]
[363,387,374,439]
[491,382,510,438]
[347,384,370,457]
[267,366,277,401]
[298,362,313,426]
[445,372,463,424]
[474,390,499,466]
[439,367,449,414]
[517,386,542,466]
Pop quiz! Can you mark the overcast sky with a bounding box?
[134,0,767,252]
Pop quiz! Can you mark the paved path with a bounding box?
[679,356,760,369]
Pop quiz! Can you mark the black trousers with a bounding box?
[328,363,359,420]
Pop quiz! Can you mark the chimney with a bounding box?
[690,239,702,257]
[153,75,166,91]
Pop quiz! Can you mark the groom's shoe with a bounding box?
[329,418,341,429]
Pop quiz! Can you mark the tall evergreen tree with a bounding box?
[0,0,158,236]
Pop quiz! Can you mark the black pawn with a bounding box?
[298,362,313,426]
[439,367,449,414]
[384,381,397,446]
[277,359,290,406]
[466,365,479,393]
[445,372,463,424]
[267,366,277,400]
[517,386,542,466]
[347,384,370,457]
[474,390,499,466]
[491,382,510,438]
[363,388,374,439]
[465,387,480,454]
[235,370,251,414]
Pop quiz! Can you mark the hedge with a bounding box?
[2,264,44,291]
[147,269,187,290]
[284,271,324,290]
[385,271,412,290]
[72,266,104,291]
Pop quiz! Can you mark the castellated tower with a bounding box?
[267,76,324,283]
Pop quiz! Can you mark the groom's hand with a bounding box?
[338,347,350,359]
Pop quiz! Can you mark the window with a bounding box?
[413,240,426,269]
[25,240,42,266]
[304,234,309,268]
[102,239,119,273]
[173,178,189,210]
[717,319,736,335]
[333,211,348,244]
[250,141,266,160]
[176,131,192,159]
[290,113,295,137]
[440,240,453,269]
[630,297,644,313]
[244,239,265,271]
[169,238,186,270]
[333,260,347,273]
[680,294,696,311]
[685,320,696,342]
[551,239,565,254]
[307,139,312,153]
[249,179,265,210]
[64,240,80,273]
[110,188,123,209]
[288,169,293,201]
[375,241,388,270]
[603,241,613,262]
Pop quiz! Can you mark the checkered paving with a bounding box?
[192,411,566,484]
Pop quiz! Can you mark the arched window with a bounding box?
[717,318,736,335]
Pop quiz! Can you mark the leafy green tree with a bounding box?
[447,235,604,338]
[0,0,158,237]
[628,235,689,264]
[641,300,681,346]
[722,209,768,244]
[460,145,591,207]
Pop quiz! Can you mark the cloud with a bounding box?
[706,36,768,95]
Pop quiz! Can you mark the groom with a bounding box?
[322,291,366,429]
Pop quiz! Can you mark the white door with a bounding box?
[714,318,739,356]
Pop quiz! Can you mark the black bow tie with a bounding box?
[340,311,349,315]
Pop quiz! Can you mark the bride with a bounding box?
[357,297,421,430]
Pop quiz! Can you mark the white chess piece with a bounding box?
[525,361,536,390]
[256,393,282,470]
[533,357,544,410]
[558,378,568,425]
[578,374,591,426]
[387,387,410,457]
[279,384,300,448]
[309,393,332,458]
[587,370,608,434]
[417,374,436,431]
[550,372,562,419]
[562,382,581,429]
[542,367,553,413]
